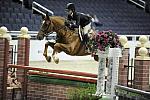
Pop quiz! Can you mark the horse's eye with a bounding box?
[42,23,47,27]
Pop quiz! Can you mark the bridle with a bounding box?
[40,22,53,37]
[40,19,68,41]
[42,21,67,37]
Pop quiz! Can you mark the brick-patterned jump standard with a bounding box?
[0,27,11,100]
[16,27,30,100]
[118,47,129,86]
[133,36,150,91]
[134,56,150,91]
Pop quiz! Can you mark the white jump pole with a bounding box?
[106,48,122,99]
[96,49,109,96]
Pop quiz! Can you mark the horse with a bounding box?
[37,14,97,64]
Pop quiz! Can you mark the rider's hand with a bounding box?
[64,21,70,27]
[68,24,75,30]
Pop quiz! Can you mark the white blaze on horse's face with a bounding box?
[42,21,45,25]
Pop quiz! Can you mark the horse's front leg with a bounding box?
[43,42,51,62]
[43,42,55,62]
[52,43,73,64]
[51,43,67,64]
[52,50,59,64]
[43,42,48,57]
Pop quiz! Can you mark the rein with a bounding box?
[53,25,67,33]
[45,21,67,36]
[41,23,50,34]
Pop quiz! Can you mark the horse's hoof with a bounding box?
[54,59,59,64]
[52,55,59,64]
[94,55,99,62]
[54,58,59,64]
[46,56,51,62]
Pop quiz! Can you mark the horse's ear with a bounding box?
[42,14,45,20]
[45,11,50,20]
[44,12,51,25]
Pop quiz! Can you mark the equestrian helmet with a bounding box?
[66,3,75,12]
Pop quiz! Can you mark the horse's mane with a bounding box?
[49,16,77,36]
[50,16,65,25]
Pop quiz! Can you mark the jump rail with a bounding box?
[8,64,97,83]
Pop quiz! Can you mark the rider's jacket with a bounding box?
[66,12,91,28]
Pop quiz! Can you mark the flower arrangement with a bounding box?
[95,30,122,51]
[86,30,122,56]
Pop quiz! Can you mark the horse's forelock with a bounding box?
[42,20,45,23]
[42,20,45,25]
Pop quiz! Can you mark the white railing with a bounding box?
[7,30,150,41]
[8,31,38,36]
[32,1,54,16]
[8,31,56,40]
[119,35,150,41]
[128,0,145,9]
[7,30,150,61]
[139,0,145,4]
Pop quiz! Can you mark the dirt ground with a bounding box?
[29,60,98,74]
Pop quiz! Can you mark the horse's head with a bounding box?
[37,14,54,40]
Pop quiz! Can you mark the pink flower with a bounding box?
[95,30,122,51]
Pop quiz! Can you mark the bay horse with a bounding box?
[37,14,97,64]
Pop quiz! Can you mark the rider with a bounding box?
[65,3,93,44]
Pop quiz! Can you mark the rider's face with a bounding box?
[67,10,73,15]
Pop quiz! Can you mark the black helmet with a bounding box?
[66,3,75,11]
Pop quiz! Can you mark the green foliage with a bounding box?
[28,75,96,88]
[67,84,101,100]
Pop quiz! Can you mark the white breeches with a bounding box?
[83,22,93,35]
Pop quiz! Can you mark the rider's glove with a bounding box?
[68,24,75,30]
[64,21,70,27]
